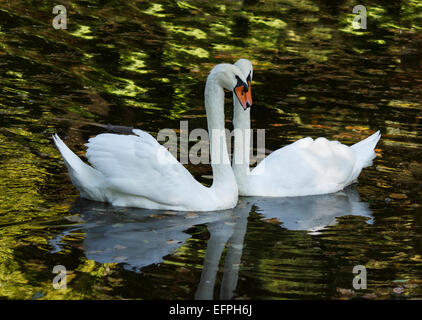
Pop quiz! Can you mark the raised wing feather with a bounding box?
[85,129,206,207]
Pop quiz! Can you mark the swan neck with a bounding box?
[232,99,251,184]
[204,76,237,193]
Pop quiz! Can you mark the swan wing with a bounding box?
[250,137,358,196]
[85,129,207,209]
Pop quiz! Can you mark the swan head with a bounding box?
[209,63,252,110]
[234,59,253,110]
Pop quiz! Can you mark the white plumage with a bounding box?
[54,59,381,209]
[232,58,381,197]
[54,63,250,211]
[239,132,380,197]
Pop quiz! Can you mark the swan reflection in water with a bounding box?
[50,185,373,299]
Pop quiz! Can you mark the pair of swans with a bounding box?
[53,59,381,211]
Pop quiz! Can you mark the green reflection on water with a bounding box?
[0,0,421,299]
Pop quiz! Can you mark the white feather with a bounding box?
[53,63,249,211]
[233,59,381,197]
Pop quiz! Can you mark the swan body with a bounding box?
[232,59,381,197]
[54,63,250,211]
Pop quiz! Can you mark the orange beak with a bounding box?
[234,82,252,110]
[246,80,252,107]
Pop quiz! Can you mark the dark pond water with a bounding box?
[0,0,421,299]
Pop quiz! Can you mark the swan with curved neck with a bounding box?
[53,63,250,211]
[232,58,381,197]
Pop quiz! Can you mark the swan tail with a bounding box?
[348,131,381,183]
[350,130,381,168]
[53,134,106,201]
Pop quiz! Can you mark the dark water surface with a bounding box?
[0,0,421,299]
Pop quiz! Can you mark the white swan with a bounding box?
[231,58,381,197]
[53,63,251,211]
